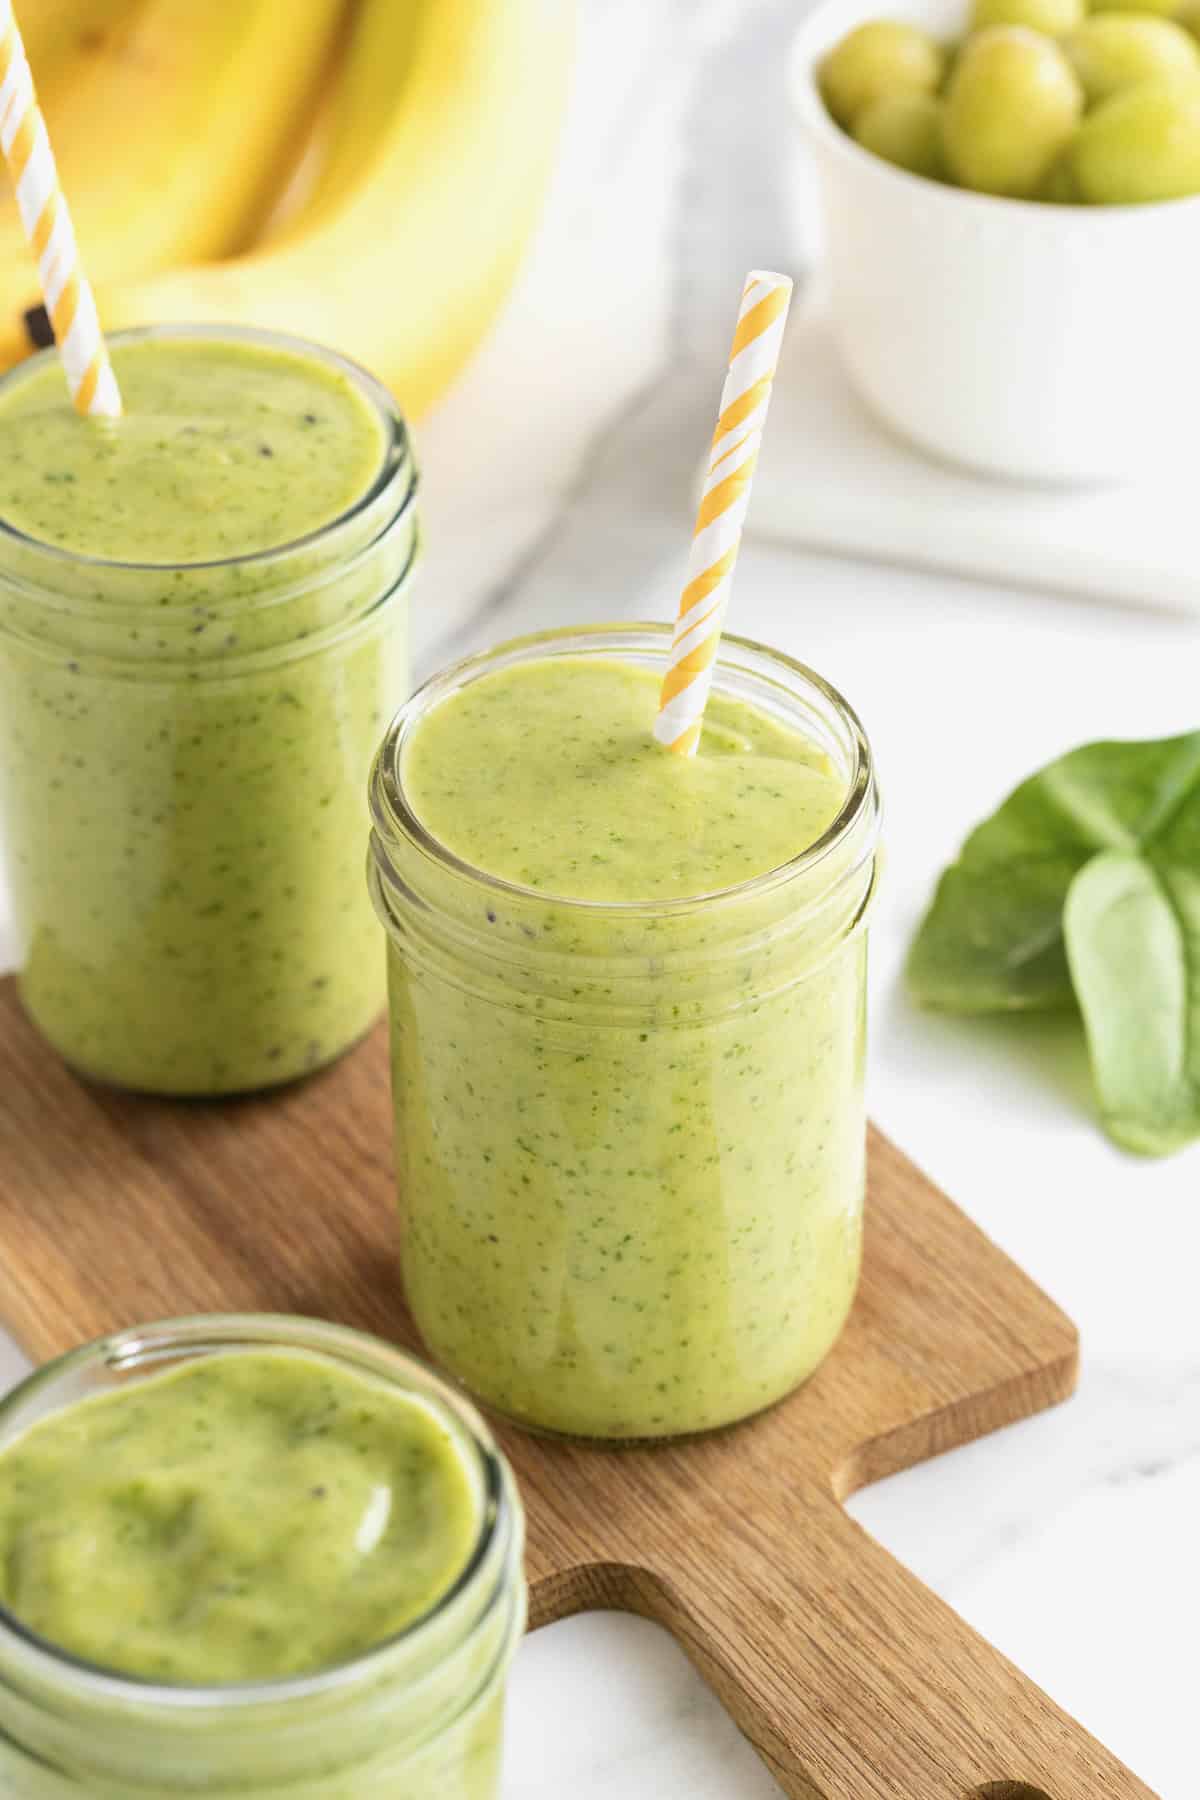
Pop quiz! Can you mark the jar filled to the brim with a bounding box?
[369,624,881,1440]
[0,1314,526,1798]
[0,325,419,1095]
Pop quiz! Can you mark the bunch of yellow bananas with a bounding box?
[0,0,574,415]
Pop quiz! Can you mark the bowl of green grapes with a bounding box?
[789,0,1200,480]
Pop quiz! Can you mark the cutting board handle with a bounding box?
[595,1486,1158,1800]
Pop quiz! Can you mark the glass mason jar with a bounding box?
[0,1315,526,1799]
[368,625,881,1440]
[0,326,418,1095]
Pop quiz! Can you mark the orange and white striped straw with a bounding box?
[654,270,792,756]
[0,0,120,417]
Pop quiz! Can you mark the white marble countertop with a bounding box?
[0,2,1196,1794]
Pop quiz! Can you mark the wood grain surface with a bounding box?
[0,977,1156,1799]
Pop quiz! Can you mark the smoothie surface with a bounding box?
[401,656,847,902]
[384,647,867,1438]
[0,337,387,564]
[0,1350,480,1683]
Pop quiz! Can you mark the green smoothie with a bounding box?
[0,1325,526,1798]
[0,1350,480,1683]
[402,656,845,897]
[0,340,386,562]
[0,329,417,1093]
[369,632,880,1439]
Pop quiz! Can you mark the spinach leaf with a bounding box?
[907,729,1200,1155]
[1064,852,1200,1156]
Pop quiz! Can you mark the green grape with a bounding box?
[853,91,947,175]
[819,20,946,129]
[938,37,965,90]
[1070,74,1200,199]
[1037,147,1085,195]
[971,0,1084,37]
[942,26,1084,194]
[1089,0,1183,17]
[1066,13,1198,101]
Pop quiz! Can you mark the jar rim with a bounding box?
[0,325,413,578]
[0,1313,515,1712]
[371,622,880,919]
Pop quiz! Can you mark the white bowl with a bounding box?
[788,0,1200,485]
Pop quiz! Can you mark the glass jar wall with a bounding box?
[370,625,881,1440]
[0,1315,526,1799]
[0,326,419,1094]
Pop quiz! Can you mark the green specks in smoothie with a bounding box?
[383,651,869,1438]
[401,658,846,903]
[0,338,387,563]
[0,1351,480,1683]
[0,334,409,1094]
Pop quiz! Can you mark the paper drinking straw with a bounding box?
[0,0,121,417]
[654,270,792,756]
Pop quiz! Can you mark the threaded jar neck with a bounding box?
[0,1316,525,1792]
[0,327,419,676]
[369,624,881,1022]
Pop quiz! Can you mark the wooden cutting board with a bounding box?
[0,976,1155,1800]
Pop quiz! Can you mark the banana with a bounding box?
[0,0,142,220]
[252,2,364,245]
[0,0,346,341]
[58,0,576,420]
[14,0,143,91]
[261,0,427,245]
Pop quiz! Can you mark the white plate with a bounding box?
[746,296,1199,614]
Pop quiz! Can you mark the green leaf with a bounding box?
[908,728,1200,1156]
[1065,850,1200,1156]
[907,731,1200,1014]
